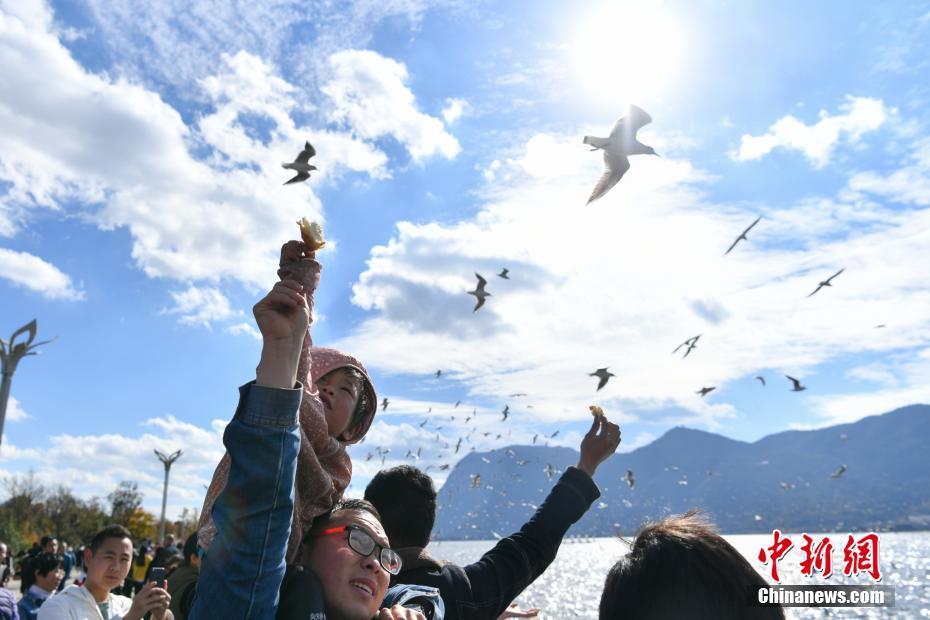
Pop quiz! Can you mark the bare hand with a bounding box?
[253,280,309,345]
[577,414,621,477]
[498,602,541,618]
[376,605,427,619]
[126,581,171,620]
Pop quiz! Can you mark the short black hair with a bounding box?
[32,552,64,578]
[303,498,382,543]
[364,466,436,548]
[89,525,133,554]
[599,510,784,619]
[182,530,200,563]
[40,536,56,547]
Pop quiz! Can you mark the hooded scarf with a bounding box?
[198,242,378,562]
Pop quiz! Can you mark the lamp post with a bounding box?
[154,449,183,544]
[0,320,54,450]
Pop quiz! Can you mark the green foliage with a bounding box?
[0,473,155,552]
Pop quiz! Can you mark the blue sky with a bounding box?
[2,0,930,521]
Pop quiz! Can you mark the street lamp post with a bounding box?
[154,449,183,544]
[0,320,54,450]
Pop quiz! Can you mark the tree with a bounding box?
[45,485,108,545]
[126,507,158,542]
[108,481,143,527]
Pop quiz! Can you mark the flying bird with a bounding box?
[807,268,845,298]
[381,398,390,412]
[590,367,615,391]
[497,268,509,279]
[755,376,766,386]
[467,273,491,312]
[282,141,317,185]
[583,105,658,204]
[724,216,762,256]
[549,430,559,439]
[624,469,635,489]
[786,375,806,392]
[455,438,462,454]
[454,400,461,408]
[780,482,796,490]
[470,474,481,488]
[829,464,847,479]
[544,463,555,481]
[672,335,701,359]
[696,386,716,397]
[501,405,510,421]
[532,434,538,444]
[439,464,450,471]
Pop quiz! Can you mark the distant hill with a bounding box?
[433,404,930,540]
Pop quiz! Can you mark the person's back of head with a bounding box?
[600,510,785,619]
[181,530,200,566]
[364,465,436,549]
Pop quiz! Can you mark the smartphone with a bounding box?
[149,566,165,588]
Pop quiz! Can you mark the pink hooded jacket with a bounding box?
[198,241,378,562]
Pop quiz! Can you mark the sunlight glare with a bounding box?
[571,2,687,104]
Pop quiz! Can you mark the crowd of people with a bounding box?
[1,238,786,619]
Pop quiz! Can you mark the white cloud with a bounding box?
[441,97,469,124]
[322,50,461,161]
[0,248,85,300]
[845,137,930,206]
[5,396,30,422]
[0,413,228,519]
[337,129,930,434]
[160,285,238,328]
[226,322,262,341]
[0,8,406,312]
[733,96,890,168]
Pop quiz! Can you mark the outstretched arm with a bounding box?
[461,414,621,618]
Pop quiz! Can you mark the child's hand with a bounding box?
[253,280,309,345]
[279,239,313,266]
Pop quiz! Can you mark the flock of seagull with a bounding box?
[281,104,854,509]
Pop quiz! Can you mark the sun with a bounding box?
[570,2,688,104]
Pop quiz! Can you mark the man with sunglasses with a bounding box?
[189,278,443,619]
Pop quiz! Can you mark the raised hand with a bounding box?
[577,413,621,477]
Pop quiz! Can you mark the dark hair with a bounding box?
[32,553,64,578]
[304,498,381,542]
[182,531,199,564]
[364,466,436,548]
[89,525,133,554]
[40,536,55,548]
[599,510,784,619]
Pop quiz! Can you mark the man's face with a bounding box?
[35,565,64,592]
[317,368,360,440]
[84,537,133,592]
[44,539,58,554]
[304,510,390,620]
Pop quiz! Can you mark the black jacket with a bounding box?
[393,466,600,620]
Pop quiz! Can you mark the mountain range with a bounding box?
[433,404,930,539]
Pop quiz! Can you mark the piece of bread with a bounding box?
[589,405,605,418]
[296,217,326,251]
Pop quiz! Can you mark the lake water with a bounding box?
[430,532,930,618]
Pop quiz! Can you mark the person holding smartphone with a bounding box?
[37,525,172,620]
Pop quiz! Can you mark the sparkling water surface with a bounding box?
[429,532,930,619]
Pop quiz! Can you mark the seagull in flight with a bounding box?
[583,105,658,204]
[501,405,510,421]
[467,273,491,312]
[590,367,615,391]
[497,268,510,279]
[282,141,317,185]
[381,398,390,412]
[724,216,762,256]
[755,376,766,386]
[696,386,716,397]
[786,375,807,392]
[807,268,845,297]
[624,469,635,489]
[829,464,847,479]
[673,335,701,359]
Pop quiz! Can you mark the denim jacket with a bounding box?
[190,382,443,620]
